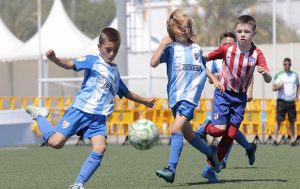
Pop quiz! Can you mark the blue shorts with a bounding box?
[212,89,247,128]
[172,100,196,121]
[55,107,107,139]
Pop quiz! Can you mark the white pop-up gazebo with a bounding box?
[0,0,92,96]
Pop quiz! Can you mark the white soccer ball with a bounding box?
[128,119,159,150]
[273,79,283,88]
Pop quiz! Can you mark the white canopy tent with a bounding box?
[0,0,93,96]
[0,17,24,59]
[1,0,92,62]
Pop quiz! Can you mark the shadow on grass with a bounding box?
[160,178,288,187]
[227,166,268,170]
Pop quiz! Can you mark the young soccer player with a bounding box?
[25,27,155,189]
[198,15,272,182]
[150,9,222,184]
[197,32,257,180]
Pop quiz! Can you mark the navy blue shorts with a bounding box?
[171,100,196,121]
[55,107,107,139]
[211,89,247,128]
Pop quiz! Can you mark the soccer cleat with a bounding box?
[220,160,227,169]
[246,143,257,166]
[69,184,85,189]
[196,119,212,138]
[201,164,219,183]
[25,105,50,120]
[207,145,222,173]
[155,167,175,183]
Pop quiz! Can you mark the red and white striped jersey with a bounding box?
[208,43,269,93]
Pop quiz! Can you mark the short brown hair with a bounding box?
[235,15,256,32]
[98,27,121,47]
[219,32,236,43]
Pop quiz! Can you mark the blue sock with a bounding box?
[168,133,183,173]
[189,133,212,157]
[75,151,103,184]
[36,115,55,141]
[235,130,252,151]
[223,144,232,163]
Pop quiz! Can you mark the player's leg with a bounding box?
[216,92,247,172]
[71,135,106,188]
[182,121,220,171]
[287,101,297,146]
[71,115,107,188]
[234,130,257,165]
[26,105,58,143]
[273,100,285,146]
[156,108,184,183]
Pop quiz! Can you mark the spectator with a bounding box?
[272,57,300,146]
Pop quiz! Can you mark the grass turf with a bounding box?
[0,144,299,189]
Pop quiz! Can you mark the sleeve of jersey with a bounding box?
[117,79,129,98]
[211,61,216,74]
[256,51,269,71]
[73,55,94,71]
[208,46,225,61]
[200,50,207,67]
[160,46,169,63]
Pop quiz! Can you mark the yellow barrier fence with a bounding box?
[1,96,299,143]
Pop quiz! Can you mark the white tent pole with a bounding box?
[37,0,42,98]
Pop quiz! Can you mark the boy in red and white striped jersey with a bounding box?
[200,15,272,178]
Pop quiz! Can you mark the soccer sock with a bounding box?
[75,151,103,184]
[217,125,237,161]
[205,124,226,137]
[189,133,211,157]
[235,130,252,151]
[222,144,232,164]
[36,115,55,141]
[168,133,183,173]
[217,133,233,161]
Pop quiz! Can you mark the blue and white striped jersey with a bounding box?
[160,42,207,108]
[210,59,223,74]
[70,55,129,116]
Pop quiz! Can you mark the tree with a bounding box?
[0,0,115,41]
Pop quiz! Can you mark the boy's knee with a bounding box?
[47,134,66,149]
[93,143,106,154]
[48,139,65,149]
[228,125,238,139]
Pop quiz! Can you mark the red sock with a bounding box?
[206,124,226,137]
[217,125,238,161]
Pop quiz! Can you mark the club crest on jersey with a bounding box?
[194,53,200,60]
[213,113,219,120]
[62,120,70,129]
[247,57,255,65]
[75,56,86,62]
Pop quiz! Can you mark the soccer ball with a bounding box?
[128,119,159,150]
[273,79,283,88]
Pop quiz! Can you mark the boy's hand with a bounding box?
[46,49,56,61]
[257,66,272,83]
[161,36,173,46]
[256,66,267,75]
[145,98,156,108]
[213,79,225,93]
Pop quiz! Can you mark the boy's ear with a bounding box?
[97,43,101,49]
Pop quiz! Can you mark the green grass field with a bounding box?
[0,144,299,189]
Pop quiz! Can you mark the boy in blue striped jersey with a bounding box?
[151,9,223,183]
[26,27,155,189]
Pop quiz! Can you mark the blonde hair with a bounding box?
[166,9,196,43]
